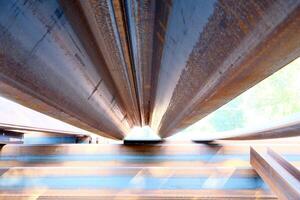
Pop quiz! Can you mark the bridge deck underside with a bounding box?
[0,0,299,139]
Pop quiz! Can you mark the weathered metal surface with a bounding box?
[251,147,300,199]
[71,0,141,126]
[0,122,83,136]
[0,0,130,139]
[125,0,156,125]
[152,0,300,138]
[0,0,299,140]
[149,0,172,127]
[150,0,217,135]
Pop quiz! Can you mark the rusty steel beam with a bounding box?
[125,0,169,125]
[1,0,300,140]
[151,0,300,138]
[125,0,155,125]
[148,0,172,127]
[113,0,171,125]
[61,0,170,127]
[250,147,300,199]
[66,0,141,126]
[0,122,85,136]
[194,116,300,141]
[0,0,131,139]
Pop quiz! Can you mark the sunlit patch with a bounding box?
[148,168,170,177]
[129,170,146,189]
[202,167,235,189]
[125,126,161,141]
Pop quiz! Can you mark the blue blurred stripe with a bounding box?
[0,176,268,190]
[24,137,76,144]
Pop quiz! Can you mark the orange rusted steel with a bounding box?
[0,0,130,139]
[124,0,171,125]
[1,0,300,140]
[61,0,141,126]
[152,0,300,138]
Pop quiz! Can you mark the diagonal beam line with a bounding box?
[250,147,300,200]
[194,117,300,142]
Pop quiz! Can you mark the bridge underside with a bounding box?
[0,0,299,139]
[0,0,300,199]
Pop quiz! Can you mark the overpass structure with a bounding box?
[1,0,299,139]
[0,0,300,199]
